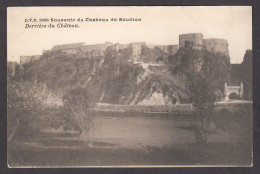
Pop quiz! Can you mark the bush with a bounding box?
[189,75,216,143]
[213,108,233,131]
[7,81,47,141]
[213,106,252,146]
[62,87,96,145]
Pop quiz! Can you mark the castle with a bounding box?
[179,33,230,57]
[179,33,203,50]
[20,55,41,64]
[19,33,230,64]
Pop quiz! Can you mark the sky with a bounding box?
[7,6,252,63]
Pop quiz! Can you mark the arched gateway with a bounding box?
[224,82,243,100]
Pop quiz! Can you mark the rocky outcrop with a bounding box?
[8,46,231,105]
[168,47,231,99]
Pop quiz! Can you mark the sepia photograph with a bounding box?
[7,6,252,167]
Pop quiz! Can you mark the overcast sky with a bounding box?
[7,6,252,63]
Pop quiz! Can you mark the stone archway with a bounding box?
[228,92,240,100]
[224,82,243,100]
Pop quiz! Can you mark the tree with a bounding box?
[168,47,231,143]
[168,47,230,100]
[7,80,46,141]
[62,87,96,146]
[241,50,252,100]
[188,74,216,143]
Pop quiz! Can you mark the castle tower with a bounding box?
[179,33,203,50]
[202,38,229,57]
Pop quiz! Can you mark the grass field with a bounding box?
[8,111,252,167]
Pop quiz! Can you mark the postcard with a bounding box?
[7,6,252,167]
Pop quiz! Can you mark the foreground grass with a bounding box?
[8,134,252,167]
[7,105,252,167]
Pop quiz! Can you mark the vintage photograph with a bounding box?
[7,6,252,167]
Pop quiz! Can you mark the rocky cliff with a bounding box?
[8,46,231,105]
[168,47,231,100]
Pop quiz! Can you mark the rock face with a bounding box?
[168,47,231,100]
[139,46,169,63]
[8,46,231,105]
[9,49,189,105]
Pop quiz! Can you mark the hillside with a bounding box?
[8,49,189,105]
[8,47,231,105]
[168,47,231,99]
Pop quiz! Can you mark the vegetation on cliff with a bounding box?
[167,45,231,143]
[10,49,189,105]
[241,50,252,100]
[168,47,231,99]
[8,45,231,106]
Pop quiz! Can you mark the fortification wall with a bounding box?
[179,33,203,50]
[51,42,85,50]
[202,38,229,56]
[167,45,179,55]
[129,42,146,46]
[155,45,168,52]
[61,48,78,55]
[20,56,32,64]
[20,55,41,64]
[129,44,142,58]
[79,42,113,57]
[155,45,179,55]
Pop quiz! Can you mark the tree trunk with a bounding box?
[78,128,93,147]
[8,119,19,142]
[79,129,88,142]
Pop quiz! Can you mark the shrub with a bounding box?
[7,81,47,141]
[189,74,216,143]
[213,108,233,131]
[62,87,96,146]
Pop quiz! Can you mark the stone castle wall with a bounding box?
[51,42,85,50]
[107,43,129,51]
[19,33,231,64]
[20,55,41,64]
[129,43,143,58]
[155,45,179,55]
[179,33,229,57]
[202,38,229,57]
[61,48,79,55]
[179,33,203,50]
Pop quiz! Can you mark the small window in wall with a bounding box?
[215,43,217,45]
[209,43,211,45]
